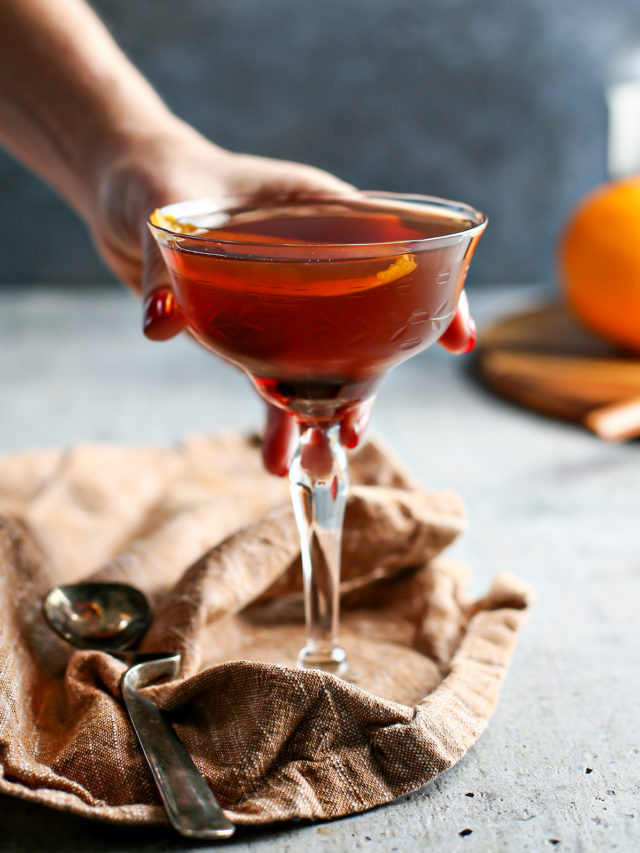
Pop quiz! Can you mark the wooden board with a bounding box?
[476,303,640,440]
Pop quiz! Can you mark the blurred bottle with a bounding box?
[607,47,640,178]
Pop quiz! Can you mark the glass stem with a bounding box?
[289,424,349,676]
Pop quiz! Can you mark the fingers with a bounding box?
[339,399,373,449]
[141,227,185,341]
[261,400,373,477]
[438,290,477,354]
[228,153,355,204]
[280,164,355,199]
[262,405,299,477]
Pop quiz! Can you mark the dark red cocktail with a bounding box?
[151,195,484,421]
[149,192,486,677]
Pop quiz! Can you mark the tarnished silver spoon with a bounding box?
[43,582,235,841]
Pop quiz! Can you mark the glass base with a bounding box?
[297,644,350,679]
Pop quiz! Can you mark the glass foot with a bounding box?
[297,644,349,679]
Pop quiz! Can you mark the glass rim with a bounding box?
[147,190,487,251]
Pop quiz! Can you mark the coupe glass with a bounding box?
[149,191,486,678]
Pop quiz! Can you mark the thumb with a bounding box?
[141,226,185,341]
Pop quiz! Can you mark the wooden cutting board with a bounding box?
[476,303,640,440]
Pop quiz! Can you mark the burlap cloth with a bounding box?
[0,432,532,827]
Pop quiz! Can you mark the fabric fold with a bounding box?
[0,434,532,826]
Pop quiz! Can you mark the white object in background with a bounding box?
[607,48,640,178]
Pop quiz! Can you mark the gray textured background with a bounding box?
[2,0,639,285]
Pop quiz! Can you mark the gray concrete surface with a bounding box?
[3,1,640,285]
[0,284,639,852]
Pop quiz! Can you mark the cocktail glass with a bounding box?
[148,192,486,678]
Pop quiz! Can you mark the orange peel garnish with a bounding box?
[150,209,200,234]
[375,253,417,285]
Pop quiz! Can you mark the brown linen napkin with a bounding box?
[0,433,532,826]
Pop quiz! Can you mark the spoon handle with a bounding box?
[121,655,235,840]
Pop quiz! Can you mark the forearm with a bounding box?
[0,0,176,217]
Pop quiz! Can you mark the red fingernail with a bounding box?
[352,418,366,447]
[463,317,477,353]
[342,411,369,449]
[264,458,290,478]
[143,289,184,341]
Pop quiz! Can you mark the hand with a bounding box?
[90,118,351,318]
[90,119,476,475]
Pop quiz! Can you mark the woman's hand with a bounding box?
[90,119,476,475]
[0,0,475,477]
[90,119,351,319]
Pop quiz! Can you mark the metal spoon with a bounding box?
[43,582,235,841]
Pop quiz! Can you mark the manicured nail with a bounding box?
[463,317,477,353]
[340,402,372,449]
[342,424,359,450]
[264,458,290,478]
[347,414,368,448]
[143,288,184,341]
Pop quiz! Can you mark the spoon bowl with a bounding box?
[43,582,151,651]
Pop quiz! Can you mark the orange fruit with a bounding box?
[559,177,640,352]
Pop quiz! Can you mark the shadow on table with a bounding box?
[0,794,284,852]
[0,764,473,851]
